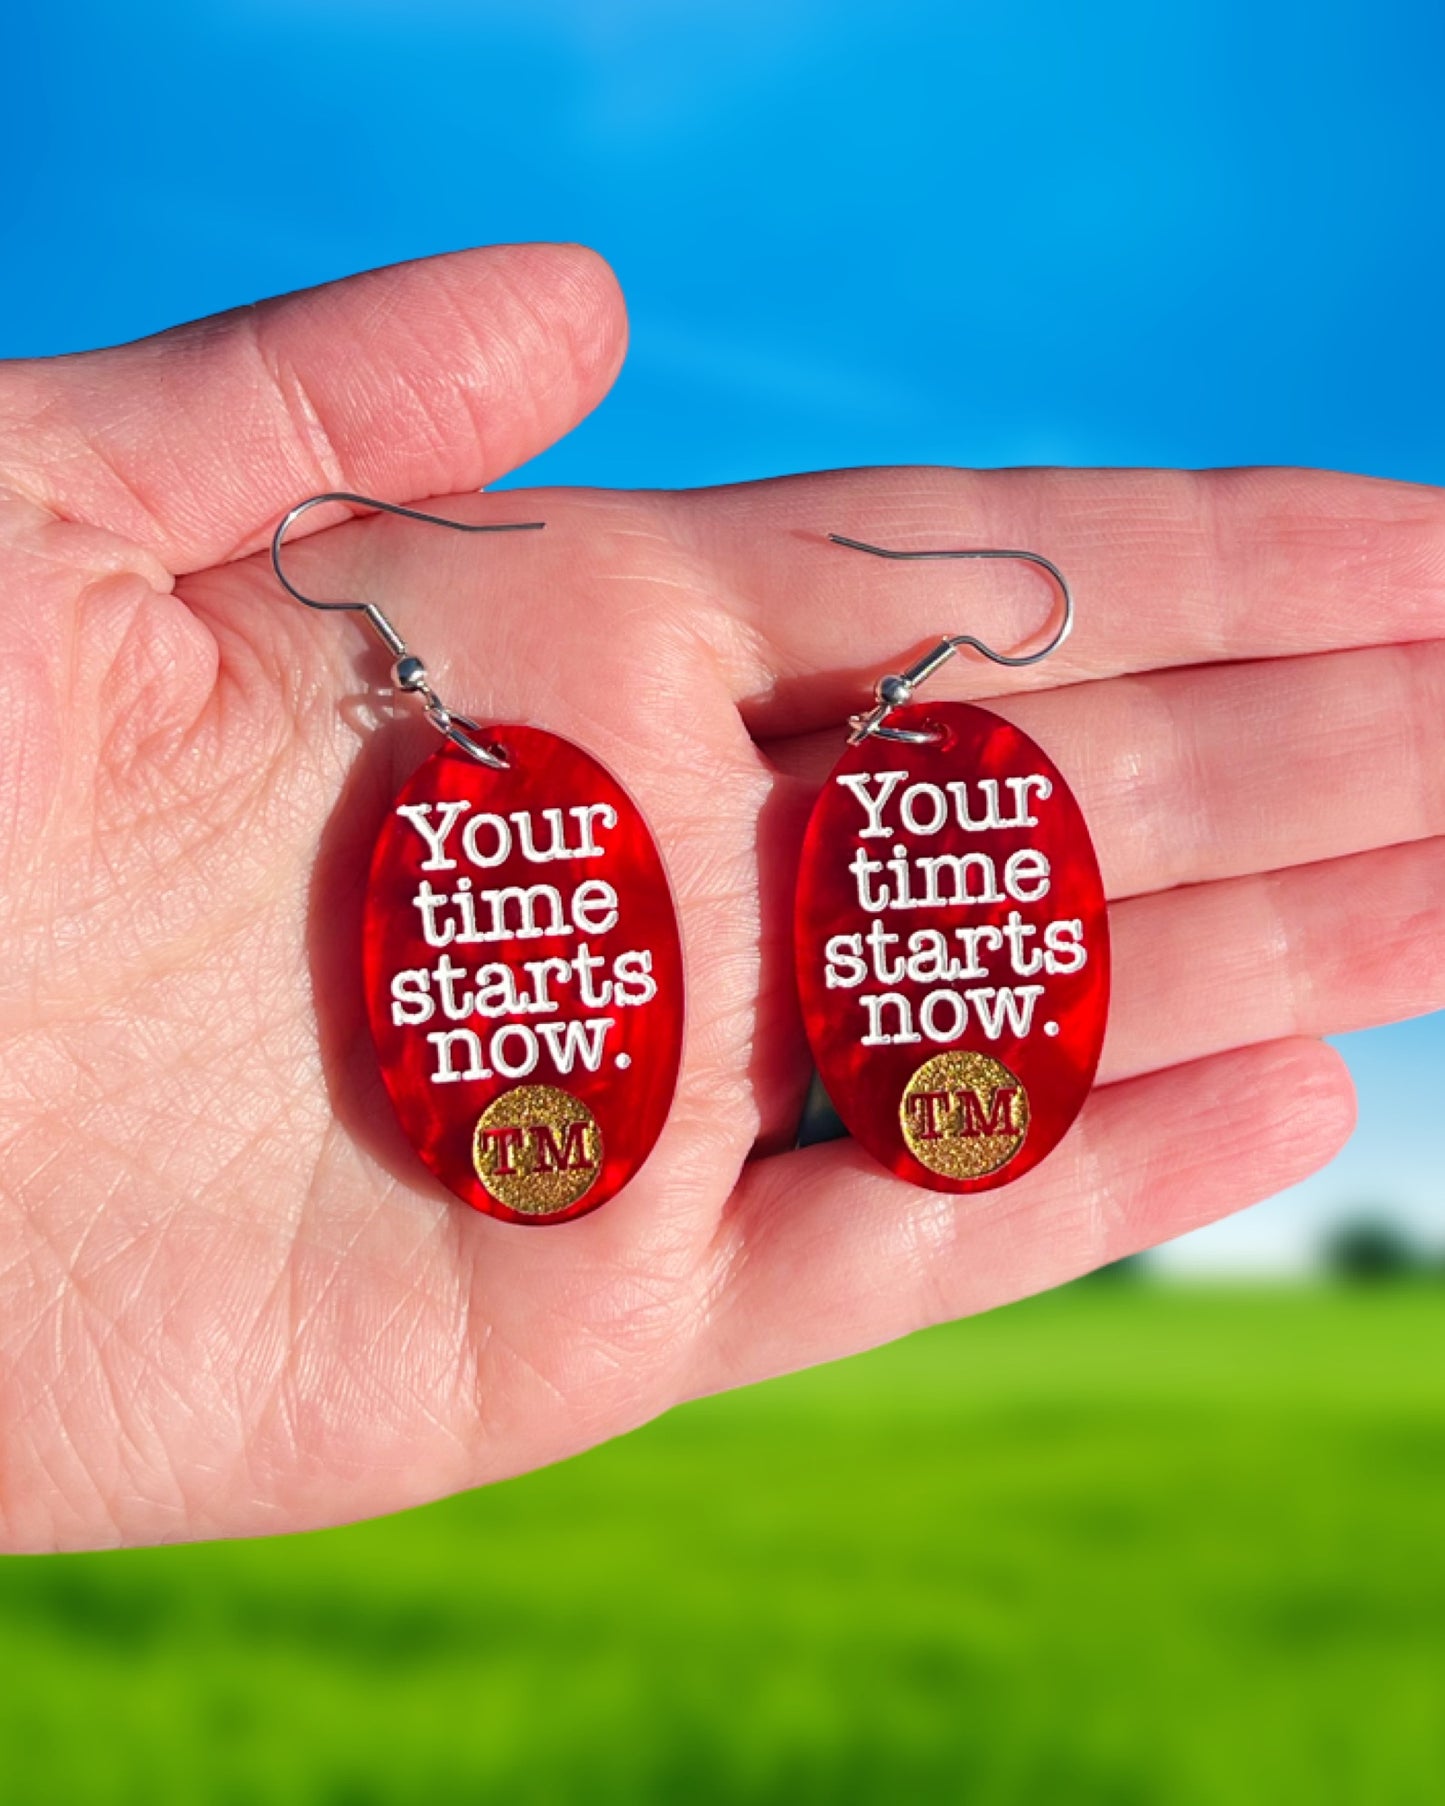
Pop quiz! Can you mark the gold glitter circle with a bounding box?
[472,1084,603,1215]
[899,1052,1030,1180]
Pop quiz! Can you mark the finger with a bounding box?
[750,834,1445,1150]
[662,466,1445,736]
[695,1038,1355,1396]
[1101,836,1445,1082]
[0,244,626,575]
[765,639,1445,900]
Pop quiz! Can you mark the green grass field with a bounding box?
[2,1283,1442,1804]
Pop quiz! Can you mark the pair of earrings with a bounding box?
[272,493,1110,1225]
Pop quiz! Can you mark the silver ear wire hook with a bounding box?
[271,491,545,769]
[827,535,1074,745]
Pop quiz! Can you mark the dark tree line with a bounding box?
[1323,1217,1444,1281]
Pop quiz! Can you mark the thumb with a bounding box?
[0,243,627,574]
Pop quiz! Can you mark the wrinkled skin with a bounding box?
[1,243,1441,1551]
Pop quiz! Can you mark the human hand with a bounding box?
[2,244,1439,1549]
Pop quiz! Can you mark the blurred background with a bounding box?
[4,1,1443,1799]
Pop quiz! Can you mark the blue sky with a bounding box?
[6,0,1442,1267]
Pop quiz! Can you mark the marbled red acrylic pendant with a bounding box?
[795,700,1109,1192]
[364,728,684,1223]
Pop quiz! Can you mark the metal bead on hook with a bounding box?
[269,491,545,770]
[391,654,429,694]
[826,533,1075,746]
[876,673,915,709]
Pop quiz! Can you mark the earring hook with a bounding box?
[270,491,545,769]
[827,534,1074,745]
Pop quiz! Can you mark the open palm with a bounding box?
[2,244,1440,1551]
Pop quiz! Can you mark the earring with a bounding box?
[794,534,1109,1192]
[272,494,684,1225]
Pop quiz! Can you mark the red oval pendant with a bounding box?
[364,728,684,1223]
[795,700,1109,1191]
